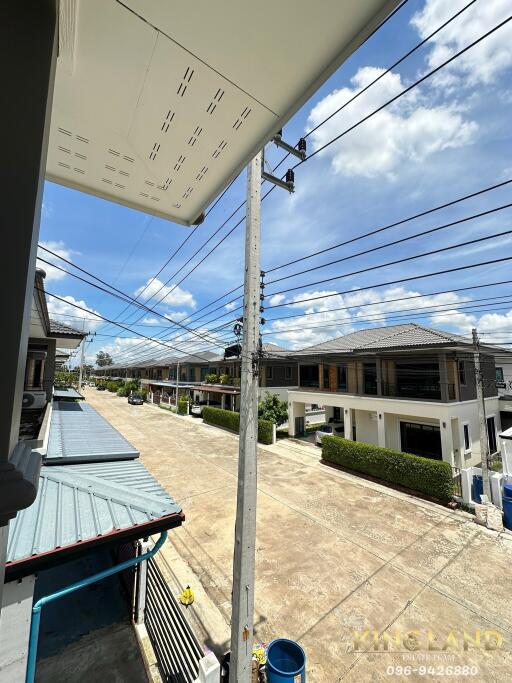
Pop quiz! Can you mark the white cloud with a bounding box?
[429,309,476,333]
[307,67,477,179]
[47,294,103,332]
[434,309,512,343]
[268,293,286,307]
[141,317,161,325]
[134,278,196,309]
[269,290,354,348]
[224,301,237,310]
[267,286,484,349]
[411,0,512,89]
[37,241,76,282]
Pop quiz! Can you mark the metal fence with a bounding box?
[452,467,462,497]
[145,557,204,682]
[487,451,502,471]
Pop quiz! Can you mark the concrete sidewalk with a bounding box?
[85,388,512,682]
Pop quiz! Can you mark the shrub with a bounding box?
[202,406,274,445]
[258,392,288,427]
[219,373,232,385]
[106,381,121,393]
[257,419,274,445]
[177,398,189,415]
[322,436,453,502]
[204,373,219,384]
[139,389,147,402]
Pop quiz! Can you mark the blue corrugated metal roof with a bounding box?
[6,460,181,566]
[52,387,84,400]
[45,401,139,464]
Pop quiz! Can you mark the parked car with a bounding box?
[190,400,209,416]
[190,400,221,417]
[315,423,344,446]
[96,385,106,391]
[128,393,143,405]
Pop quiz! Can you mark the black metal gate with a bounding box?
[145,557,204,683]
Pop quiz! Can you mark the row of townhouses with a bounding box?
[98,323,512,470]
[98,343,299,411]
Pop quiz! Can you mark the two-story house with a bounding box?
[287,323,507,469]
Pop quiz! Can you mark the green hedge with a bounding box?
[177,398,189,415]
[322,436,453,501]
[202,406,274,445]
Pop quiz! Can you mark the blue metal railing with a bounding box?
[25,531,167,683]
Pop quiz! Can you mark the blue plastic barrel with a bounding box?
[266,639,306,683]
[472,475,483,503]
[503,483,512,531]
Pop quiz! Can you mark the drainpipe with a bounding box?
[25,531,167,683]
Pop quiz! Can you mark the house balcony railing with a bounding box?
[381,381,455,401]
[300,379,320,388]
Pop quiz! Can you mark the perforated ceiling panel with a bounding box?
[47,0,399,225]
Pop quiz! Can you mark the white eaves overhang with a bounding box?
[48,0,399,225]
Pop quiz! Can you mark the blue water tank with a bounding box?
[503,483,512,530]
[267,639,306,683]
[472,475,483,504]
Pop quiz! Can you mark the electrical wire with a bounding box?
[36,255,228,350]
[263,301,512,338]
[288,14,512,174]
[266,256,512,309]
[264,284,512,323]
[266,228,512,297]
[74,3,486,349]
[265,179,512,274]
[267,203,512,286]
[39,288,224,362]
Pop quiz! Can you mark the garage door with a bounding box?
[400,422,442,460]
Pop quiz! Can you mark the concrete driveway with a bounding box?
[85,389,512,682]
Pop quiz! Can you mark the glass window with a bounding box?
[337,364,347,391]
[266,366,273,380]
[463,423,471,452]
[285,366,293,380]
[323,365,330,389]
[487,416,497,454]
[333,407,341,421]
[363,363,377,395]
[496,367,504,382]
[458,360,466,386]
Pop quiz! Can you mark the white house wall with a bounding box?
[0,575,35,683]
[287,390,501,467]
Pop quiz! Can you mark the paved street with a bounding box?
[85,389,512,682]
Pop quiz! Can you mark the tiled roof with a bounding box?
[45,401,139,464]
[6,460,181,566]
[49,318,85,337]
[295,323,475,355]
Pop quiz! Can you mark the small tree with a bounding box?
[204,373,219,384]
[96,350,114,367]
[219,373,231,385]
[258,392,288,427]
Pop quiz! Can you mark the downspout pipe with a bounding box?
[25,531,167,683]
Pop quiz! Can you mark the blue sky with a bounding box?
[38,0,512,366]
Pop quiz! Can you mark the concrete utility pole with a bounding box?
[229,151,262,682]
[175,361,180,409]
[78,321,86,392]
[472,328,491,500]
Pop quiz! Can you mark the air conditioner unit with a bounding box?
[22,391,47,410]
